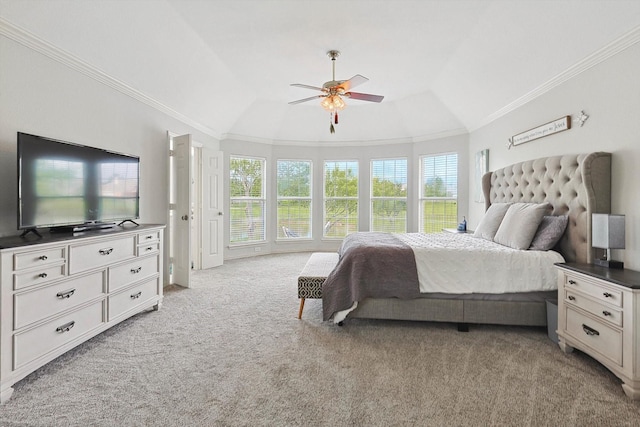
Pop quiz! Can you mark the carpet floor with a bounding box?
[1,252,639,426]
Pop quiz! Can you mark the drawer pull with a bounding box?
[99,248,114,255]
[582,324,600,336]
[131,267,142,274]
[56,289,76,299]
[602,310,612,317]
[146,235,153,240]
[56,320,75,333]
[603,292,612,298]
[131,291,142,299]
[145,247,153,252]
[39,255,48,261]
[38,273,48,279]
[568,280,577,285]
[568,295,576,301]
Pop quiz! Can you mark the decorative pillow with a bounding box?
[473,203,512,241]
[529,215,568,251]
[493,203,552,250]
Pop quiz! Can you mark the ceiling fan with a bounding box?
[289,50,384,133]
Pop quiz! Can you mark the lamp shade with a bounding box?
[592,213,625,249]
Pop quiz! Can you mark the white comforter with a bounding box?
[394,232,564,294]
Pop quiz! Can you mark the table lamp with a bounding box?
[592,213,625,269]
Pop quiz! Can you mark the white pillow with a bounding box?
[494,203,552,250]
[473,203,512,241]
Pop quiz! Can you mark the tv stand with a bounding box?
[118,219,139,227]
[19,228,42,238]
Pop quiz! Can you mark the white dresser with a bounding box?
[555,263,640,399]
[0,224,164,403]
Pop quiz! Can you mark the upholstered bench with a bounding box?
[297,252,339,319]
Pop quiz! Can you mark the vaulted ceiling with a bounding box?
[2,0,639,143]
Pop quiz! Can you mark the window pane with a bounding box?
[277,160,310,197]
[230,200,265,243]
[230,156,265,243]
[277,200,311,238]
[372,159,407,197]
[324,161,358,237]
[371,199,407,233]
[420,153,458,233]
[323,199,358,238]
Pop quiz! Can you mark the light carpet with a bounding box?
[1,252,639,426]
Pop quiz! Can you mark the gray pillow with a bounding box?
[529,215,568,251]
[493,203,551,250]
[473,203,512,241]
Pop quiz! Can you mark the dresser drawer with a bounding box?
[13,246,66,271]
[565,306,622,366]
[13,300,105,370]
[13,264,66,291]
[108,277,159,320]
[136,242,159,256]
[68,236,135,274]
[14,271,105,330]
[565,289,622,327]
[137,231,160,244]
[564,273,622,308]
[108,255,159,292]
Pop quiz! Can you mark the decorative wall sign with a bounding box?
[507,116,571,149]
[475,149,489,203]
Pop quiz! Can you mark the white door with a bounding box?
[201,148,224,269]
[173,134,192,287]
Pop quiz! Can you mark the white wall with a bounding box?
[221,134,469,260]
[0,35,220,283]
[468,42,640,269]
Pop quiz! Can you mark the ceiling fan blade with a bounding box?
[346,92,384,103]
[289,95,325,105]
[291,83,325,91]
[338,74,369,91]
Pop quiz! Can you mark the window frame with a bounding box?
[276,159,313,240]
[229,155,267,245]
[323,159,359,239]
[370,157,408,233]
[418,152,458,233]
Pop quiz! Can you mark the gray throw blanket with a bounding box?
[322,232,421,321]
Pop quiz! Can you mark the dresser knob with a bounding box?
[603,311,612,317]
[130,291,142,299]
[603,292,612,298]
[38,273,48,279]
[568,295,576,301]
[39,255,48,261]
[568,280,577,285]
[99,248,113,255]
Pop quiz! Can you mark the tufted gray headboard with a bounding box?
[481,152,611,264]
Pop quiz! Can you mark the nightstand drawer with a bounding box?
[565,306,622,366]
[564,273,622,308]
[565,290,622,327]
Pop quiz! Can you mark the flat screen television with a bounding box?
[17,132,140,235]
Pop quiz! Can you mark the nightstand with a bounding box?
[555,263,640,399]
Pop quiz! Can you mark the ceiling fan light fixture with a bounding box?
[321,95,346,112]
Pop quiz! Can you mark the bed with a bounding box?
[323,152,612,326]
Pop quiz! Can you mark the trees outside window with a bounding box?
[371,158,407,233]
[324,161,358,238]
[230,156,265,243]
[277,160,312,239]
[419,153,458,233]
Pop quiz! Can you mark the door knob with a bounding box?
[218,212,223,216]
[181,215,189,220]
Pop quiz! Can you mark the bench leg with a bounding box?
[298,298,305,319]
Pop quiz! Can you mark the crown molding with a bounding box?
[470,25,640,132]
[0,17,220,138]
